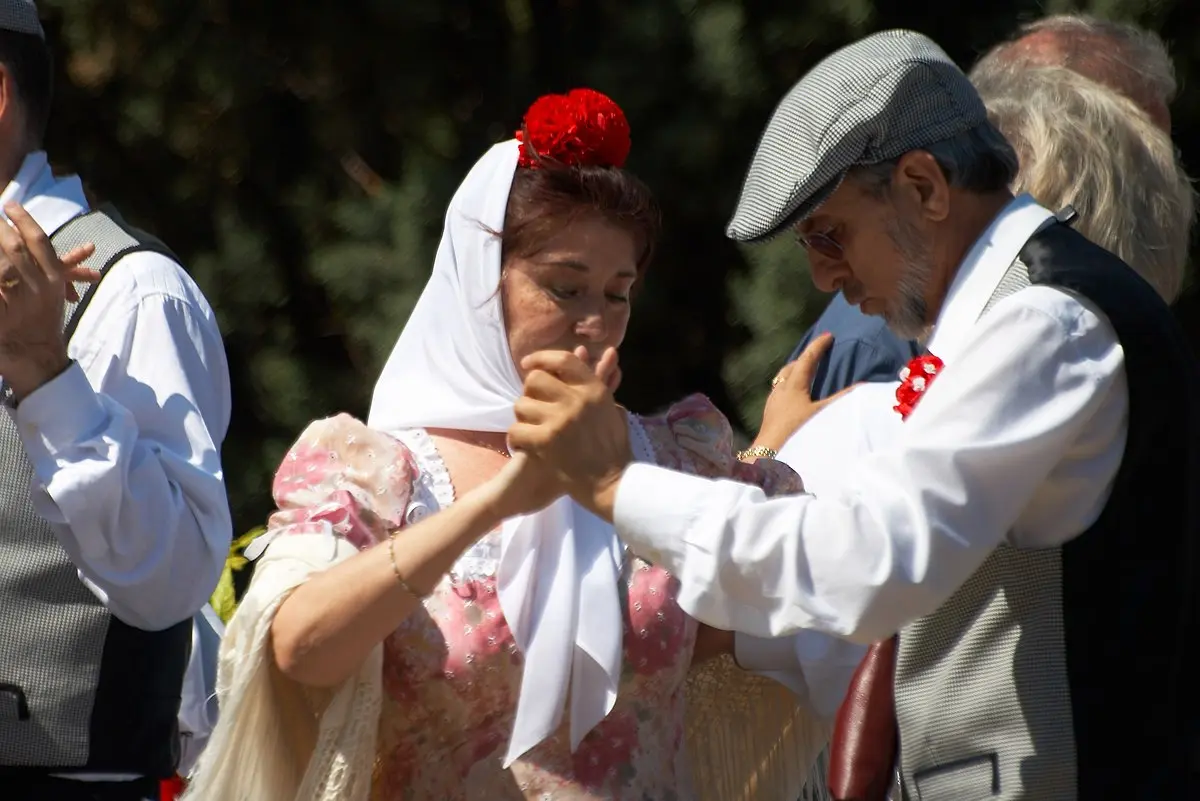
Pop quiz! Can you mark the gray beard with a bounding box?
[882,215,935,341]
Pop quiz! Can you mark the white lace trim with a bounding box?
[393,428,502,583]
[627,412,655,465]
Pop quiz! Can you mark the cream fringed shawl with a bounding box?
[685,656,832,801]
[179,529,830,801]
[178,534,381,801]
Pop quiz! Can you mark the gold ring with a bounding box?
[0,278,18,290]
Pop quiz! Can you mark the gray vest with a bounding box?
[0,208,191,775]
[893,217,1199,801]
[893,256,1078,801]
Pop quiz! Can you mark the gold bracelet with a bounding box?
[387,531,425,599]
[736,445,777,462]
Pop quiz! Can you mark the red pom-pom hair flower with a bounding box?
[894,354,944,420]
[514,88,632,170]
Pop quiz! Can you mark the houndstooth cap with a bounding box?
[727,29,986,243]
[0,0,42,38]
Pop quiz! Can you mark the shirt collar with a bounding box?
[0,153,90,405]
[0,151,89,238]
[924,194,1055,362]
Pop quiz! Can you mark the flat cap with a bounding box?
[727,29,986,243]
[0,0,42,38]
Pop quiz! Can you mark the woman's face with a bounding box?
[501,214,639,378]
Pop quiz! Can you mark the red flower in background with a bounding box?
[894,354,944,420]
[515,88,631,169]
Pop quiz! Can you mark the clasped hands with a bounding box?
[493,333,846,522]
[489,346,632,522]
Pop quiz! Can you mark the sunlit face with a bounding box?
[501,215,638,377]
[795,171,936,340]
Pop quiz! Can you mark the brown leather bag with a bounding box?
[827,636,899,801]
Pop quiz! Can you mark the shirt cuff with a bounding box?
[613,462,709,565]
[14,361,107,458]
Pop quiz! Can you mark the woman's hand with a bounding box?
[481,450,563,519]
[753,333,857,453]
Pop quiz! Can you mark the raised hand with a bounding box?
[0,201,97,400]
[753,333,858,453]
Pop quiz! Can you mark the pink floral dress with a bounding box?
[266,394,802,801]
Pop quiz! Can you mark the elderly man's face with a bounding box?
[795,167,938,339]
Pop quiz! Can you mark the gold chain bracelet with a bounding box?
[736,445,778,462]
[387,530,425,599]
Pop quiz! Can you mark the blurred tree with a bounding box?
[29,0,1200,544]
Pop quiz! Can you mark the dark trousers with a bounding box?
[3,775,158,800]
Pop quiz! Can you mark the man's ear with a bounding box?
[892,150,950,223]
[0,64,12,125]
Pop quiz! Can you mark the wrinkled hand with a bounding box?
[508,346,632,520]
[754,333,857,452]
[0,202,97,400]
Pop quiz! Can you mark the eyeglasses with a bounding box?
[795,228,844,261]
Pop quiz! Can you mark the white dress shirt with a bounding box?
[2,152,232,632]
[615,195,1128,686]
[178,604,225,777]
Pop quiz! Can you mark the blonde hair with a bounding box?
[972,14,1176,117]
[979,65,1194,303]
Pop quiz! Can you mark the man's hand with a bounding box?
[0,202,97,400]
[509,347,633,521]
[753,333,858,452]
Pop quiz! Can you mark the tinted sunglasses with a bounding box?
[795,228,844,261]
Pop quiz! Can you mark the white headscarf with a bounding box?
[368,140,625,767]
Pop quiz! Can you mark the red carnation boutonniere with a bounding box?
[894,354,944,420]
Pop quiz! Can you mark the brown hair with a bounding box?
[500,160,661,277]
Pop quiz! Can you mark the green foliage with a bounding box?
[724,239,827,438]
[31,0,1200,541]
[210,527,265,623]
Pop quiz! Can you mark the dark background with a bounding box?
[36,0,1200,537]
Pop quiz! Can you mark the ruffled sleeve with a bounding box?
[265,413,418,552]
[636,393,804,496]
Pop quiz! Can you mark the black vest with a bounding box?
[0,206,192,778]
[1027,222,1199,797]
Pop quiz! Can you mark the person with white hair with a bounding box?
[980,64,1193,303]
[974,13,1176,132]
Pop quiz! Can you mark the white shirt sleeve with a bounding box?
[613,290,1126,643]
[734,630,866,719]
[13,251,232,631]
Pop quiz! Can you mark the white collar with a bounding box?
[0,151,89,237]
[925,194,1054,362]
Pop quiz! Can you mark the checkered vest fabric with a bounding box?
[0,207,191,776]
